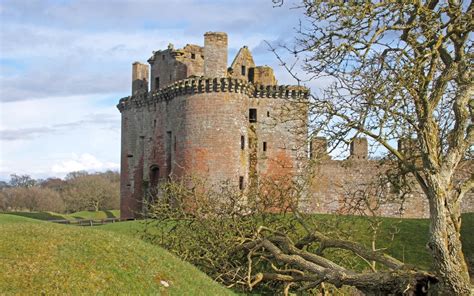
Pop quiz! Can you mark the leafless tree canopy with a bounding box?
[143,177,440,295]
[268,1,473,294]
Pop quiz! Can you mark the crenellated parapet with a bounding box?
[117,77,309,112]
[253,84,308,99]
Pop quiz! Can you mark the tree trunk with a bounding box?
[427,185,472,295]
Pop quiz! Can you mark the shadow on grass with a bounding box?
[104,210,116,218]
[6,212,65,221]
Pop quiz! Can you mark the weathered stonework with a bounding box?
[118,32,473,220]
[118,32,308,219]
[303,138,473,218]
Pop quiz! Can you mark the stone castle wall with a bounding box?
[119,59,308,219]
[118,32,473,220]
[303,139,474,218]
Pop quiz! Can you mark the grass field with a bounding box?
[0,213,235,295]
[100,213,474,272]
[1,210,472,294]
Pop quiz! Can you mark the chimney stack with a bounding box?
[204,32,228,77]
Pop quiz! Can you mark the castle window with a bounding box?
[267,111,270,117]
[241,136,245,150]
[239,176,244,190]
[166,131,172,176]
[155,77,160,90]
[241,65,246,76]
[150,165,160,187]
[153,120,157,128]
[127,154,133,158]
[162,55,165,60]
[249,108,257,123]
[169,74,172,81]
[174,136,177,151]
[248,68,254,82]
[191,53,196,59]
[263,142,267,152]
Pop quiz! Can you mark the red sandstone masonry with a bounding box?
[117,32,473,219]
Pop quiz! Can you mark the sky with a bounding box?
[0,0,311,181]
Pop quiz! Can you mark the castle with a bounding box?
[117,32,473,220]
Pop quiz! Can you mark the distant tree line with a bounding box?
[0,171,120,213]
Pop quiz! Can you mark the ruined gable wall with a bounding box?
[230,46,255,81]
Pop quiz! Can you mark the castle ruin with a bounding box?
[117,32,473,220]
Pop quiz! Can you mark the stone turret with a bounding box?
[131,62,149,95]
[204,32,228,77]
[349,138,368,160]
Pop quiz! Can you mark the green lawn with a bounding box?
[0,214,235,295]
[100,213,474,272]
[1,210,472,294]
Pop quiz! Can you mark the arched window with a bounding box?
[149,165,160,188]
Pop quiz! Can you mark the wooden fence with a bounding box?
[49,217,134,226]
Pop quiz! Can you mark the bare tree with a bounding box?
[144,175,440,295]
[64,172,119,212]
[269,1,473,294]
[8,174,36,188]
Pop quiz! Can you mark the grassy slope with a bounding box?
[0,214,234,295]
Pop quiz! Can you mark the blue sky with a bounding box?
[0,0,311,180]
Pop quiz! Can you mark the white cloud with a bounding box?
[51,153,119,174]
[0,93,121,180]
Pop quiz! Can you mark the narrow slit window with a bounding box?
[263,142,267,152]
[239,176,244,190]
[248,68,254,82]
[127,154,133,158]
[166,131,172,175]
[174,136,177,151]
[249,108,257,123]
[241,136,245,150]
[267,111,270,117]
[150,166,160,187]
[153,119,157,128]
[155,77,160,90]
[241,65,246,76]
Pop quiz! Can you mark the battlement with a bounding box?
[118,77,309,112]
